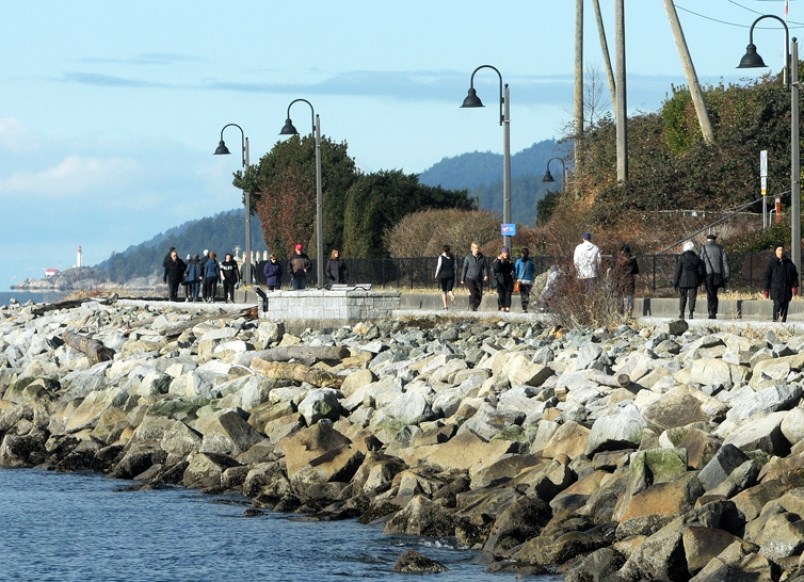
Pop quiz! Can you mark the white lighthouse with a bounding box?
[76,245,83,269]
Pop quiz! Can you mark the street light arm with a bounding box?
[746,14,791,87]
[219,123,248,168]
[286,98,316,134]
[469,65,504,126]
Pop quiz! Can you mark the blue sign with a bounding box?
[501,223,516,236]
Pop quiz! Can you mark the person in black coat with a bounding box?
[762,242,800,322]
[674,241,705,320]
[163,249,187,302]
[492,246,515,312]
[325,248,348,288]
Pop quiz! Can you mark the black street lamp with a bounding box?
[542,157,567,189]
[280,98,324,289]
[214,123,253,285]
[461,65,512,248]
[738,15,800,283]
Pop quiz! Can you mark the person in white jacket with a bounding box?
[574,232,602,289]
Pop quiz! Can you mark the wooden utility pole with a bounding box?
[663,0,715,144]
[592,0,617,108]
[574,0,584,188]
[615,0,628,182]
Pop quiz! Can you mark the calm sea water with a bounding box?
[0,469,562,582]
[0,291,66,307]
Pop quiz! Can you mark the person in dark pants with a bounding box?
[263,253,283,290]
[514,247,535,313]
[163,249,186,302]
[762,242,800,322]
[614,244,640,318]
[325,248,348,288]
[460,242,490,311]
[199,249,210,301]
[288,243,312,290]
[434,245,457,309]
[220,252,240,303]
[699,233,729,319]
[674,241,704,320]
[492,246,515,312]
[203,251,220,302]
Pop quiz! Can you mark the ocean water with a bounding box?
[0,291,66,307]
[0,469,562,582]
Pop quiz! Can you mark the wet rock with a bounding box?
[392,550,447,574]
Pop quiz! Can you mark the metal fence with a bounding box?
[253,252,777,296]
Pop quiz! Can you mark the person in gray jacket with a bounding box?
[460,242,490,311]
[699,233,729,319]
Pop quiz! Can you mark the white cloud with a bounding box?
[0,117,38,152]
[0,154,139,198]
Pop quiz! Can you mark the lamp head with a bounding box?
[214,140,231,155]
[279,119,299,135]
[461,87,484,108]
[738,43,767,68]
[542,169,555,183]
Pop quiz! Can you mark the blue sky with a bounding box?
[1,0,800,289]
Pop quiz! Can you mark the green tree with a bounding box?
[236,135,357,260]
[342,170,476,258]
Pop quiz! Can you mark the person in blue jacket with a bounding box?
[203,251,220,303]
[514,247,535,313]
[263,253,283,290]
[184,254,201,302]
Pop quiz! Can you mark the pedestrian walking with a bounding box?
[288,243,312,290]
[434,245,457,309]
[762,242,799,322]
[699,233,729,319]
[460,242,490,311]
[492,246,515,312]
[574,232,602,290]
[203,251,220,302]
[674,241,705,320]
[163,249,186,302]
[614,244,639,318]
[325,248,348,288]
[220,252,240,303]
[185,254,201,301]
[263,253,283,290]
[514,247,535,313]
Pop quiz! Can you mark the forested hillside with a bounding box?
[418,139,566,224]
[97,209,267,282]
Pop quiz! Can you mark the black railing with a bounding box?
[253,252,778,296]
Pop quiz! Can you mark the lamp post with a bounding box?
[461,65,512,249]
[738,15,800,284]
[280,99,324,289]
[542,157,567,189]
[214,123,252,285]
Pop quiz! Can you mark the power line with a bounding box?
[674,1,804,29]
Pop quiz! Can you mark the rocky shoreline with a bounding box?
[3,299,804,580]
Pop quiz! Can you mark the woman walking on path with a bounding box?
[674,241,704,320]
[434,245,457,309]
[460,242,490,311]
[184,254,201,302]
[325,248,348,288]
[614,245,640,318]
[514,247,535,313]
[762,242,800,322]
[263,253,283,290]
[163,249,186,303]
[492,246,515,312]
[203,252,220,302]
[220,252,240,303]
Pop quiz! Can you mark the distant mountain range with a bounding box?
[87,139,566,282]
[419,139,567,221]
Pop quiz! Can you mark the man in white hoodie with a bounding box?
[574,232,602,289]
